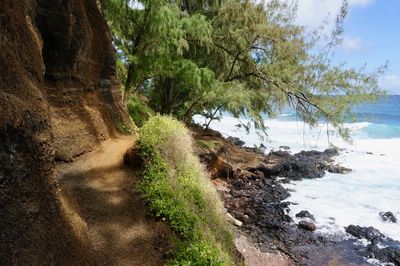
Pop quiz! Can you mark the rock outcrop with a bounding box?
[0,0,130,264]
[346,225,400,265]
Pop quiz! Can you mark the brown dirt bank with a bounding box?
[1,0,131,264]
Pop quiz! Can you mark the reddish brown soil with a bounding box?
[0,1,132,264]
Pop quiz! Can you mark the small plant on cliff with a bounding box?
[138,115,238,265]
[127,96,154,127]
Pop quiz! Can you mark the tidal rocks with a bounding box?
[326,164,352,174]
[298,221,317,231]
[345,225,384,241]
[296,210,315,221]
[379,211,397,223]
[192,127,357,265]
[227,136,245,147]
[346,225,400,265]
[257,148,349,180]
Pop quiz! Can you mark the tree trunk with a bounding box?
[161,78,174,115]
[123,63,135,102]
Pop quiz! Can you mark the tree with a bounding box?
[103,0,385,139]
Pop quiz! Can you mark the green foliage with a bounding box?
[127,96,154,127]
[168,241,225,266]
[138,115,237,265]
[115,121,134,135]
[104,0,386,140]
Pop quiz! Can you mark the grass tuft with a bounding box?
[138,115,238,265]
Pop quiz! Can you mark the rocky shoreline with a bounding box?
[191,125,399,266]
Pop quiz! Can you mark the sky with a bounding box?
[295,0,400,94]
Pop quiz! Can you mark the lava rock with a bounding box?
[227,136,245,147]
[295,210,315,221]
[346,225,400,265]
[326,164,352,174]
[345,225,384,241]
[298,221,317,231]
[379,211,397,223]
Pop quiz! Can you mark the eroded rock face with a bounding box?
[35,0,130,159]
[0,0,129,264]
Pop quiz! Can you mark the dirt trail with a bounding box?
[57,136,172,266]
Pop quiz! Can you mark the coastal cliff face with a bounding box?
[0,0,130,264]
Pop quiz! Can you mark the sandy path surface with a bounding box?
[57,136,172,266]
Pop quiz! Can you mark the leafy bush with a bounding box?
[115,121,134,135]
[127,96,154,127]
[138,115,237,265]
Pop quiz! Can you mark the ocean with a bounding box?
[193,95,400,241]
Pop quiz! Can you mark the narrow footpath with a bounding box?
[57,136,172,266]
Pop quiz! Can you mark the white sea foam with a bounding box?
[193,115,400,241]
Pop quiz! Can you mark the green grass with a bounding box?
[138,115,238,265]
[127,96,154,127]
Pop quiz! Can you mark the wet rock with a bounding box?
[324,148,339,156]
[259,148,350,181]
[345,225,384,241]
[279,145,290,150]
[298,220,317,231]
[368,240,400,266]
[379,211,397,223]
[227,136,245,147]
[346,225,400,265]
[326,164,352,174]
[296,210,315,221]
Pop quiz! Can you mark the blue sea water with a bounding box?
[194,95,400,244]
[352,95,400,139]
[276,95,400,139]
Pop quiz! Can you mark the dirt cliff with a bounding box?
[0,0,131,264]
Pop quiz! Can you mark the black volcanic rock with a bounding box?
[259,148,349,180]
[346,225,400,265]
[346,225,384,241]
[296,210,316,221]
[379,211,397,223]
[226,136,245,147]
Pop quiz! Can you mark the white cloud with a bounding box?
[380,75,400,95]
[295,0,375,30]
[340,35,363,52]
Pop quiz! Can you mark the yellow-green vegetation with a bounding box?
[127,96,154,127]
[138,115,238,265]
[195,139,223,154]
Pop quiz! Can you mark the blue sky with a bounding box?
[295,0,400,94]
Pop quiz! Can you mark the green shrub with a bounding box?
[115,121,134,135]
[138,115,238,265]
[127,96,154,127]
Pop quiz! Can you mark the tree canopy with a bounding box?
[103,0,385,140]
